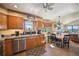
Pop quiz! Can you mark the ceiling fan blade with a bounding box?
[42,3,47,8]
[48,7,53,10]
[47,3,55,7]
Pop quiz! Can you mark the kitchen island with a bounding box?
[70,33,79,43]
[0,34,45,56]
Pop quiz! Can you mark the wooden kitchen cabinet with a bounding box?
[3,34,45,56]
[4,39,13,56]
[8,15,24,29]
[38,21,43,29]
[40,35,45,44]
[0,41,3,56]
[8,15,16,29]
[0,13,7,29]
[26,37,31,50]
[34,17,44,30]
[31,36,37,48]
[16,17,24,29]
[26,36,36,49]
[36,36,40,46]
[26,34,45,50]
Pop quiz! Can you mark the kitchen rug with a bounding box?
[26,45,46,56]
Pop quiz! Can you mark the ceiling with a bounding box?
[1,3,79,24]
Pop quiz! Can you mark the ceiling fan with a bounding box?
[42,3,55,11]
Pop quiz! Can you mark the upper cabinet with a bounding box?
[0,13,7,29]
[8,15,24,29]
[34,17,44,30]
[44,20,52,27]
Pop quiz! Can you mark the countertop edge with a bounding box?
[0,34,44,40]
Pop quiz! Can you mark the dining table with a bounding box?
[56,33,69,40]
[56,34,64,41]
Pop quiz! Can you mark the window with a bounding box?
[67,26,72,30]
[41,27,51,32]
[73,26,79,32]
[73,26,79,30]
[25,21,33,30]
[67,25,79,32]
[67,26,73,32]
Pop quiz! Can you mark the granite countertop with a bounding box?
[0,34,42,40]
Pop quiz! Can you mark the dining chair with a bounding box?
[54,38,62,47]
[63,35,70,48]
[50,34,56,43]
[50,34,62,47]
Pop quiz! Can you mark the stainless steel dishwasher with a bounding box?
[13,39,19,54]
[19,38,26,52]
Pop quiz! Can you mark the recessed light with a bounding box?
[14,5,17,8]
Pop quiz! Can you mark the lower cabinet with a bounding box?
[31,36,37,48]
[26,37,31,50]
[37,36,41,46]
[31,37,34,48]
[0,41,3,56]
[4,34,45,56]
[4,39,13,56]
[26,35,45,50]
[26,36,38,49]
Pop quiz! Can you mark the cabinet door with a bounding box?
[26,37,31,50]
[8,15,24,29]
[4,39,13,56]
[16,17,24,29]
[8,15,17,29]
[19,38,26,51]
[13,39,19,53]
[0,13,7,29]
[37,36,41,46]
[0,41,3,56]
[31,37,37,48]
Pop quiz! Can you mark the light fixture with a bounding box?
[14,5,17,8]
[56,16,63,34]
[42,3,55,12]
[58,16,61,25]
